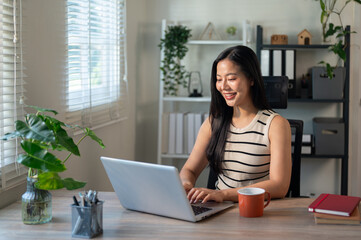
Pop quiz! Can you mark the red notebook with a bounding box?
[308,193,361,216]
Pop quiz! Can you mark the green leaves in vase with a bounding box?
[1,105,105,190]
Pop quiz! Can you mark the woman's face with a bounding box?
[215,58,254,107]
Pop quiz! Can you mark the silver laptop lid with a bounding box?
[101,157,197,222]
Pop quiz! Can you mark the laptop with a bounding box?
[100,156,234,222]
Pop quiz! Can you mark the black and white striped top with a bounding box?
[216,109,278,190]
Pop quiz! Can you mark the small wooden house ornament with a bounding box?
[271,34,288,45]
[298,29,312,45]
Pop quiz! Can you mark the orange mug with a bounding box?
[237,187,270,218]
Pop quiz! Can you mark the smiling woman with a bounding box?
[179,45,292,203]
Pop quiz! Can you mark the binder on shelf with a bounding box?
[285,49,296,98]
[175,113,184,154]
[186,113,195,154]
[161,113,169,154]
[272,50,282,76]
[261,49,270,76]
[168,112,177,154]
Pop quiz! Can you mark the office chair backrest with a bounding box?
[286,119,303,197]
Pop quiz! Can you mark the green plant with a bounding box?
[1,105,105,190]
[317,0,361,78]
[159,25,192,96]
[226,26,237,36]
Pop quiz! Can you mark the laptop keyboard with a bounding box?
[191,205,212,215]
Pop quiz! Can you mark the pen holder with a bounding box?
[71,201,104,239]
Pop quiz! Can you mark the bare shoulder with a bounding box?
[269,115,291,137]
[270,115,290,129]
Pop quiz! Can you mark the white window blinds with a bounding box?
[0,0,27,192]
[66,0,127,129]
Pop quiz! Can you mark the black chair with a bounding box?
[286,119,303,197]
[206,76,304,197]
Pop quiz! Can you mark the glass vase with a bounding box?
[21,177,52,224]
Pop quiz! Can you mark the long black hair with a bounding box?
[206,45,270,174]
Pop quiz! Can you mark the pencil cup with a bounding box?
[71,201,104,239]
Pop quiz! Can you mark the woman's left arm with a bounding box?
[188,115,292,203]
[256,115,292,198]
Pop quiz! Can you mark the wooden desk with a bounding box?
[0,191,360,239]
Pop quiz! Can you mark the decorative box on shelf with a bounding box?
[313,118,344,155]
[312,67,345,100]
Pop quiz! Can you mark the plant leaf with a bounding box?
[26,105,58,115]
[43,115,73,129]
[326,63,335,79]
[36,172,64,190]
[17,114,56,142]
[85,128,105,148]
[35,172,86,190]
[325,23,337,38]
[0,131,21,140]
[18,140,66,172]
[54,127,80,156]
[320,0,325,11]
[62,178,87,190]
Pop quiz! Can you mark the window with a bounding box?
[66,0,127,129]
[0,0,27,193]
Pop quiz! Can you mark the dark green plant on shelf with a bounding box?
[1,105,105,190]
[159,25,192,96]
[317,0,361,78]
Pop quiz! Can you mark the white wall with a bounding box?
[350,3,361,196]
[133,0,361,196]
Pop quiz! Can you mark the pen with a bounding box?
[73,195,79,206]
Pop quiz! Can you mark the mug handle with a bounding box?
[264,191,271,208]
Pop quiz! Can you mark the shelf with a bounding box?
[161,154,189,159]
[163,96,211,102]
[256,24,350,195]
[288,98,344,103]
[260,44,332,49]
[187,40,245,45]
[301,154,345,158]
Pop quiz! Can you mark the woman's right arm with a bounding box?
[179,117,212,193]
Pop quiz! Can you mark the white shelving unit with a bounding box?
[157,19,252,166]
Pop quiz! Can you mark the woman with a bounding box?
[179,45,291,203]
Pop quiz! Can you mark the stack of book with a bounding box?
[308,193,361,225]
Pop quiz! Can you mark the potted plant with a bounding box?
[317,0,361,78]
[226,26,237,40]
[1,105,105,224]
[159,24,192,96]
